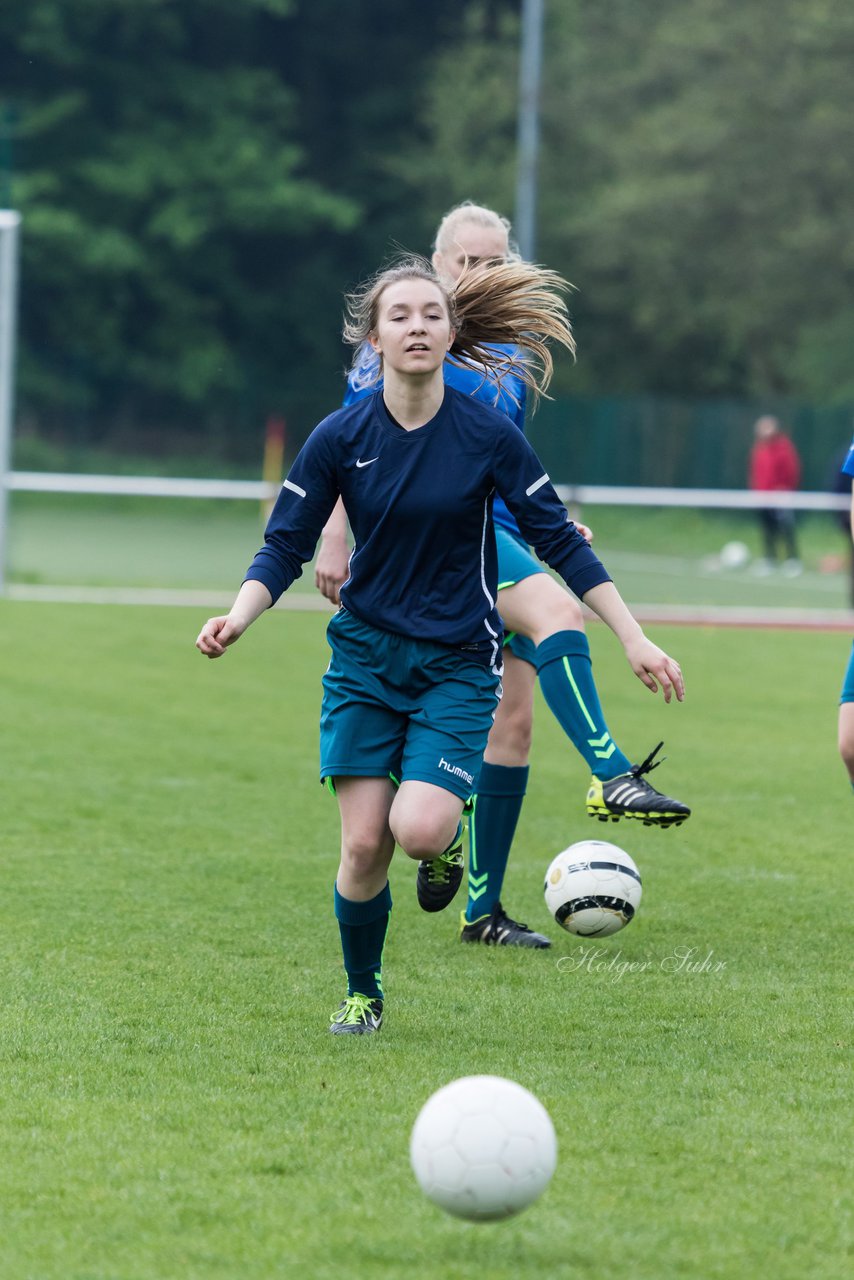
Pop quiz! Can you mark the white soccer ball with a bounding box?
[719,540,750,569]
[544,839,642,937]
[410,1075,557,1221]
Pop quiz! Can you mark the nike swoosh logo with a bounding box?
[355,456,379,468]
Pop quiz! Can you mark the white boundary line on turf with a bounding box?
[4,584,335,610]
[622,604,854,631]
[5,583,853,630]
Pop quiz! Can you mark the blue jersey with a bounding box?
[842,434,854,478]
[344,343,526,536]
[245,387,609,665]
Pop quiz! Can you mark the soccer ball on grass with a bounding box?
[410,1075,557,1221]
[544,839,642,937]
[719,540,750,569]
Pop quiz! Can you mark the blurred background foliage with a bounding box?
[1,0,853,474]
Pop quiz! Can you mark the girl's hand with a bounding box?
[195,613,248,659]
[624,637,685,703]
[314,537,350,605]
[575,521,593,543]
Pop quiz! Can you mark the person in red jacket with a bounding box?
[748,415,802,574]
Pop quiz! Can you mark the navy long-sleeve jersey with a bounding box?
[245,386,610,665]
[345,342,526,537]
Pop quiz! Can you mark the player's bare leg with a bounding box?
[462,651,551,948]
[839,702,854,790]
[500,575,690,828]
[392,780,467,913]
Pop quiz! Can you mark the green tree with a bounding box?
[1,1,484,455]
[550,0,854,400]
[1,0,362,451]
[404,0,854,403]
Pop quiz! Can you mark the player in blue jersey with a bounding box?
[838,434,854,790]
[197,255,686,1034]
[315,202,690,951]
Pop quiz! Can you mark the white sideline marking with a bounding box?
[4,585,335,611]
[4,584,852,629]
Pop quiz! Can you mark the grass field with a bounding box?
[1,601,851,1279]
[7,492,853,613]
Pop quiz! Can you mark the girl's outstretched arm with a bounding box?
[195,580,273,659]
[581,581,685,703]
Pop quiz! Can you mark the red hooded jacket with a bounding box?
[749,434,801,492]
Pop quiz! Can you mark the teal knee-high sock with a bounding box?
[334,882,392,1001]
[535,631,631,780]
[466,763,529,922]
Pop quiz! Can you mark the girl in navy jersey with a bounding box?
[316,202,689,953]
[196,256,685,1034]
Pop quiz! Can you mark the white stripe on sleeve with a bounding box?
[525,473,549,497]
[283,479,306,498]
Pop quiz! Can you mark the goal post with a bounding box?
[0,208,21,597]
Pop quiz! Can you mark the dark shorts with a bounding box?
[841,640,854,705]
[320,610,502,800]
[496,526,544,668]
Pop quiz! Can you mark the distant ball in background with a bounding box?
[719,540,750,569]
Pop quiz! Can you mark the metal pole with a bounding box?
[515,0,544,261]
[0,210,21,596]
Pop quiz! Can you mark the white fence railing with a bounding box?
[554,484,850,513]
[7,471,275,500]
[6,471,851,511]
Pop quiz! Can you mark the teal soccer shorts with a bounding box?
[320,609,502,800]
[496,525,546,668]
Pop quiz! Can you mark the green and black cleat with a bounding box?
[586,742,690,828]
[417,827,465,912]
[329,994,384,1036]
[460,902,551,948]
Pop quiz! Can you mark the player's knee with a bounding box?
[548,593,584,632]
[839,727,854,775]
[521,585,585,644]
[392,811,457,861]
[492,705,533,759]
[340,833,390,880]
[839,704,854,777]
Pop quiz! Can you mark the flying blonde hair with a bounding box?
[343,255,574,405]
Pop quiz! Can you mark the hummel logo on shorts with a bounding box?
[356,456,379,468]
